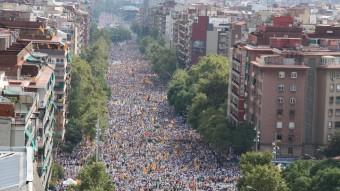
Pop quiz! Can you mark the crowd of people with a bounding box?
[55,41,240,190]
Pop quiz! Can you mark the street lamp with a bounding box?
[253,127,260,152]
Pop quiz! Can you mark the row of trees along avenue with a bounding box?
[51,24,132,190]
[132,21,256,155]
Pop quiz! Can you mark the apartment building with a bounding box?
[0,0,88,189]
[0,0,90,55]
[149,1,176,37]
[28,41,70,141]
[164,4,252,66]
[228,15,340,157]
[0,39,55,190]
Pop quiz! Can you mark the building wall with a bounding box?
[316,68,340,145]
[255,67,307,156]
[0,119,11,147]
[206,30,218,55]
[191,16,208,65]
[316,68,328,145]
[303,55,319,154]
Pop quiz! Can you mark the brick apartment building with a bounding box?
[228,15,340,157]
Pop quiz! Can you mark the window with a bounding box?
[337,84,340,92]
[277,109,283,116]
[278,97,284,104]
[278,84,285,92]
[289,110,295,118]
[277,134,282,141]
[328,121,333,128]
[276,122,283,128]
[289,122,295,129]
[328,109,333,117]
[336,96,340,104]
[330,84,334,92]
[288,135,294,142]
[328,134,332,142]
[288,147,293,155]
[289,84,296,92]
[291,72,297,79]
[335,121,340,128]
[330,96,334,104]
[289,97,296,104]
[336,109,340,116]
[278,71,285,79]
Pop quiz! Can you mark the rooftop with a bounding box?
[0,151,30,191]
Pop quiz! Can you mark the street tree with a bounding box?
[239,152,272,173]
[238,165,289,191]
[77,162,115,191]
[283,160,316,191]
[231,123,256,154]
[311,167,340,191]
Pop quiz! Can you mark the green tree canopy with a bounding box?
[311,167,340,191]
[231,123,256,154]
[240,152,272,173]
[197,106,232,152]
[64,31,110,152]
[239,165,289,191]
[283,160,316,191]
[109,27,132,43]
[167,69,194,114]
[167,55,229,116]
[167,55,255,153]
[77,162,115,191]
[139,36,178,81]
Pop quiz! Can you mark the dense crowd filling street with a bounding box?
[56,41,240,190]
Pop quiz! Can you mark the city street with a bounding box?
[101,41,240,190]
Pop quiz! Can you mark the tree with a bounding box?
[324,133,340,157]
[131,21,159,38]
[49,163,65,190]
[141,36,178,81]
[282,159,340,191]
[167,69,193,114]
[151,48,177,81]
[283,160,316,191]
[238,165,289,191]
[77,162,115,191]
[65,31,110,152]
[231,123,256,154]
[168,55,229,115]
[291,176,312,191]
[239,152,272,173]
[138,36,156,54]
[63,118,82,153]
[167,55,256,154]
[197,106,232,152]
[188,93,208,129]
[109,27,132,43]
[310,159,340,176]
[188,55,229,108]
[311,167,340,191]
